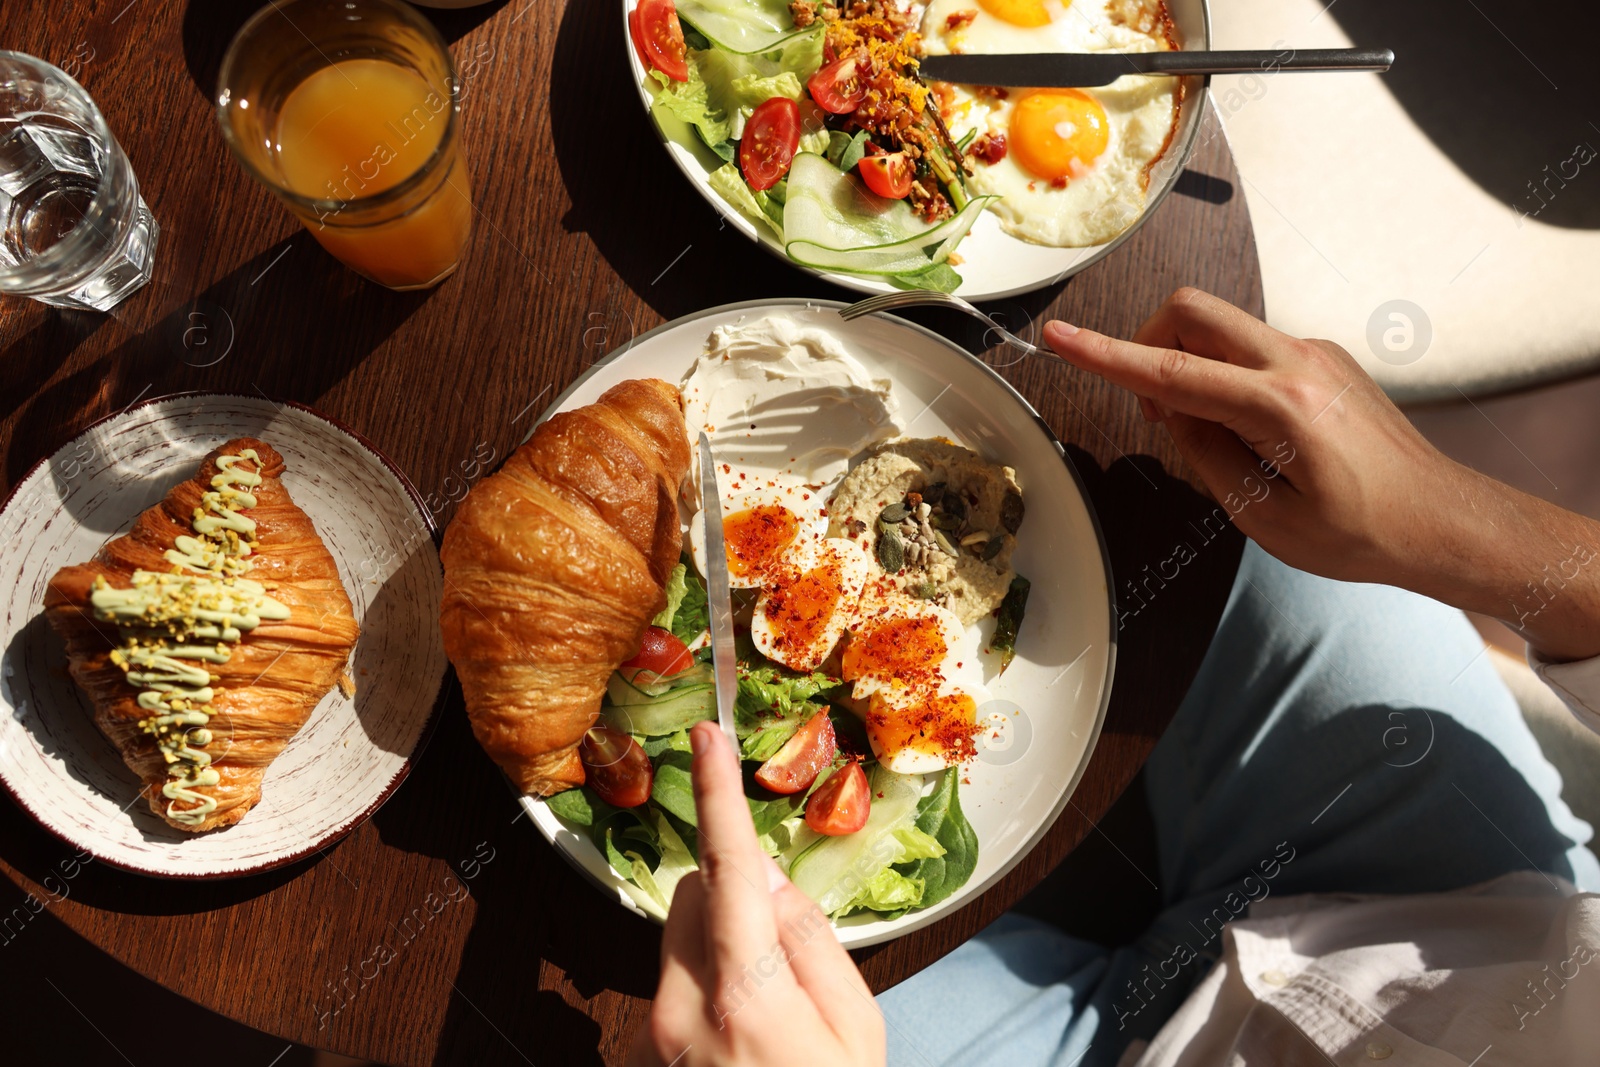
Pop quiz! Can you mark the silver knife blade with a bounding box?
[918,48,1394,88]
[697,432,740,753]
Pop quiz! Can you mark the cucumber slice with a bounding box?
[603,662,717,736]
[607,662,713,703]
[601,684,716,736]
[782,153,995,276]
[676,0,813,54]
[787,767,924,916]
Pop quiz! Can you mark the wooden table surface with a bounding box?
[0,1,1257,1063]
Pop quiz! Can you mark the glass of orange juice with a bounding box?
[215,0,472,290]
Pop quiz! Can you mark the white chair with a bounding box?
[1209,0,1600,402]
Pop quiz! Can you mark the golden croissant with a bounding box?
[440,379,691,796]
[44,438,359,833]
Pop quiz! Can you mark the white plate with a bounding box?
[519,299,1116,948]
[0,394,448,879]
[624,0,1212,300]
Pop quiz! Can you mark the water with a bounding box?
[0,112,157,311]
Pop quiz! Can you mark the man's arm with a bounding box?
[1043,288,1600,663]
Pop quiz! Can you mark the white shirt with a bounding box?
[1127,655,1600,1067]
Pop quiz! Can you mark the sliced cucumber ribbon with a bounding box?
[783,152,995,276]
[676,0,817,54]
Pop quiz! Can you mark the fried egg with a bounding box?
[921,0,1180,247]
[840,591,989,773]
[690,485,832,590]
[749,537,872,672]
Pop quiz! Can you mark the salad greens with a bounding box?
[639,0,988,289]
[546,559,979,923]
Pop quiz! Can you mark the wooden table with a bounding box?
[0,1,1258,1063]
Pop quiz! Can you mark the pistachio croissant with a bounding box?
[439,379,691,796]
[44,438,360,833]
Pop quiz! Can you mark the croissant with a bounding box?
[43,438,360,833]
[440,379,691,796]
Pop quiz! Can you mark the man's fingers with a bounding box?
[769,874,880,1042]
[1162,414,1285,512]
[1131,287,1290,370]
[687,722,788,988]
[1044,321,1271,432]
[659,869,708,978]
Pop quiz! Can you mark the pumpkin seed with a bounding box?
[930,511,961,531]
[1000,490,1025,534]
[982,536,1004,561]
[933,530,957,556]
[942,493,966,520]
[911,580,937,599]
[921,483,946,507]
[876,523,905,571]
[879,501,910,524]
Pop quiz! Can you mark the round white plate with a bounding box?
[520,299,1116,948]
[624,0,1211,300]
[0,394,448,879]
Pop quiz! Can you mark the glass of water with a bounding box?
[0,51,158,312]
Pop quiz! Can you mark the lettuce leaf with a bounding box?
[673,564,710,644]
[735,660,836,758]
[649,63,730,152]
[652,563,689,631]
[709,162,785,239]
[838,867,927,915]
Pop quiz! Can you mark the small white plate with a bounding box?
[519,299,1116,948]
[623,0,1212,300]
[0,394,447,879]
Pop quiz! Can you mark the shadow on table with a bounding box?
[366,685,659,1066]
[1331,0,1600,229]
[180,0,512,103]
[6,237,427,490]
[547,0,853,321]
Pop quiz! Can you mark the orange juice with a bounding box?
[273,58,472,289]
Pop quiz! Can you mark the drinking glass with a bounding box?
[216,0,473,291]
[0,52,158,312]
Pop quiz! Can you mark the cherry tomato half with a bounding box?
[755,709,837,795]
[858,150,913,199]
[620,625,695,681]
[804,761,870,835]
[628,8,649,67]
[637,0,688,83]
[579,726,654,808]
[740,96,801,192]
[807,56,865,115]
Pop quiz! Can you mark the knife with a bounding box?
[697,432,741,753]
[918,47,1394,89]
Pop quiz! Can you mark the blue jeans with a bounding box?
[878,543,1600,1067]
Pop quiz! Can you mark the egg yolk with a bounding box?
[724,505,800,580]
[867,689,981,761]
[1009,89,1109,182]
[977,0,1061,28]
[761,558,846,663]
[841,614,950,685]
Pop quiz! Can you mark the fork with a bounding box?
[837,290,1043,360]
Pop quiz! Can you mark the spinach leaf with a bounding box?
[642,729,693,758]
[673,562,710,644]
[892,768,978,910]
[650,750,700,827]
[544,786,599,826]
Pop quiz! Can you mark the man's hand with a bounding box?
[1044,288,1600,662]
[627,721,886,1067]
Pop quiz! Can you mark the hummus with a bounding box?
[828,438,1023,625]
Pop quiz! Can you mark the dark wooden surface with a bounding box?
[0,1,1257,1063]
